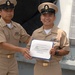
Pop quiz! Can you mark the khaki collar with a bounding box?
[0,17,16,27]
[38,25,59,34]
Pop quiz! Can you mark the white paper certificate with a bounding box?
[30,40,53,60]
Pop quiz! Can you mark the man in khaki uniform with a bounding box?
[27,2,70,75]
[0,0,31,75]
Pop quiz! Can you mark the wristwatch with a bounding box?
[55,50,60,56]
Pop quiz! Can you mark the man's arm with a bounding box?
[0,42,31,58]
[50,47,69,56]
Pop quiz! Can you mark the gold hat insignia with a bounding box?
[7,1,10,5]
[44,5,49,10]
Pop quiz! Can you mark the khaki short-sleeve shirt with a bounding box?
[0,18,30,54]
[28,25,69,61]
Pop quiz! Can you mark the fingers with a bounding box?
[24,53,32,59]
[50,48,56,56]
[23,48,32,59]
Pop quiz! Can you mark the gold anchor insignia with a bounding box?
[45,5,48,10]
[44,5,49,10]
[7,1,10,5]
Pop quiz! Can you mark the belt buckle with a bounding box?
[43,63,48,67]
[7,55,11,58]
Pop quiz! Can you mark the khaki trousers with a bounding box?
[0,56,18,75]
[34,61,62,75]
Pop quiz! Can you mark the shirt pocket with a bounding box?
[13,30,20,40]
[50,36,60,48]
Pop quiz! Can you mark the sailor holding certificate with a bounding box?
[26,2,70,75]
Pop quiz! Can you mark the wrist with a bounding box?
[19,47,25,55]
[21,49,26,55]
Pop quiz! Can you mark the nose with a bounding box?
[45,16,50,20]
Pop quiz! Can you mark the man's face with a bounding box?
[40,13,55,26]
[0,9,14,23]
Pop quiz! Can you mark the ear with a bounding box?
[0,11,2,15]
[0,10,2,17]
[40,15,42,22]
[54,16,56,21]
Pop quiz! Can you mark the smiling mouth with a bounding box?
[45,21,50,22]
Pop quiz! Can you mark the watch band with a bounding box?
[55,50,60,56]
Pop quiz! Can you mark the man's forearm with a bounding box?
[0,42,23,53]
[55,49,69,56]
